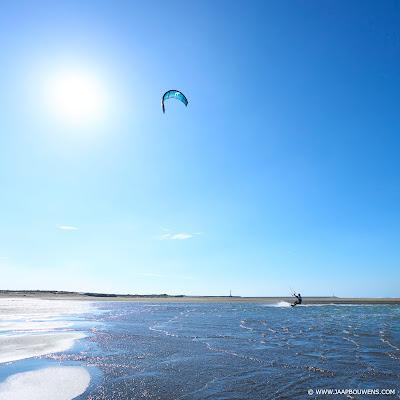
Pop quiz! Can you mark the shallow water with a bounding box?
[1,301,399,399]
[81,302,400,399]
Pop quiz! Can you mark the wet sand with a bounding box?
[0,332,86,364]
[0,297,92,400]
[0,367,91,400]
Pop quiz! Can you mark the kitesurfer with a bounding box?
[291,293,302,307]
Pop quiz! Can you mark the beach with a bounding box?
[1,295,399,399]
[0,297,93,399]
[1,291,399,304]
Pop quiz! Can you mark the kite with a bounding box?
[162,90,188,113]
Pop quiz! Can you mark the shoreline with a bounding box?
[0,297,92,400]
[1,291,399,304]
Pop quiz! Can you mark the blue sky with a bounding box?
[0,1,399,296]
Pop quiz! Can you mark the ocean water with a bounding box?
[1,301,399,399]
[82,302,399,399]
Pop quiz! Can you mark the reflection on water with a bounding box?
[0,300,399,399]
[79,302,400,399]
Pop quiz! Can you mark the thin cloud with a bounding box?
[159,232,201,240]
[58,225,79,231]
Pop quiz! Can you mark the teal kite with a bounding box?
[162,90,188,113]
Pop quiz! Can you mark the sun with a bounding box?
[44,68,108,126]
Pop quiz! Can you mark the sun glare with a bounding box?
[44,68,108,126]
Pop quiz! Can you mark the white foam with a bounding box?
[264,301,292,307]
[0,366,90,400]
[0,332,86,364]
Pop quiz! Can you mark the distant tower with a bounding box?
[229,290,232,297]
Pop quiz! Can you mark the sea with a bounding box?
[0,300,399,399]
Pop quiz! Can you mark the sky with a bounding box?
[0,0,399,297]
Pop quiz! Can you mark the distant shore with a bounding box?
[1,290,399,304]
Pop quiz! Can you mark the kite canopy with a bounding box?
[162,90,188,113]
